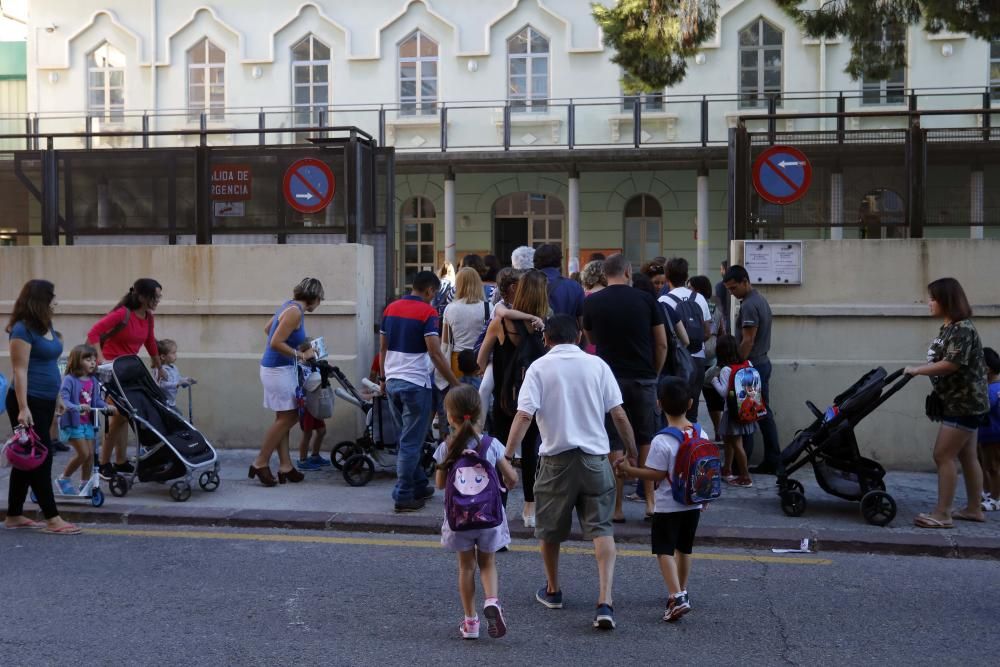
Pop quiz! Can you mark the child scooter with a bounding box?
[44,406,113,508]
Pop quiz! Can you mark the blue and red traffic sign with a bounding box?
[752,145,812,205]
[283,158,336,214]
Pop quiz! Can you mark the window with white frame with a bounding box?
[623,195,662,268]
[862,24,906,105]
[188,38,225,121]
[738,18,782,109]
[401,196,436,287]
[292,35,331,127]
[508,26,549,113]
[88,42,125,122]
[398,31,438,116]
[623,90,664,112]
[991,41,1000,101]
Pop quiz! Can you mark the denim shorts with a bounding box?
[941,414,986,433]
[60,424,96,441]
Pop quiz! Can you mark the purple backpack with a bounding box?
[445,436,504,532]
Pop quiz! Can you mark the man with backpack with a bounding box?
[504,315,637,631]
[534,244,585,324]
[660,257,712,423]
[723,264,782,476]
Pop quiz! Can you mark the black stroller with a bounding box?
[777,367,911,526]
[100,355,220,502]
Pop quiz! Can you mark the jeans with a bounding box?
[6,389,59,519]
[688,357,707,423]
[742,358,782,470]
[385,379,433,503]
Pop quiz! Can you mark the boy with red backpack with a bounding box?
[615,376,721,623]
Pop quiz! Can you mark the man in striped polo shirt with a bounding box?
[379,271,459,513]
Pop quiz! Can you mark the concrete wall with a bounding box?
[0,244,374,447]
[730,239,1000,471]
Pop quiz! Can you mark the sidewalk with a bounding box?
[3,448,998,558]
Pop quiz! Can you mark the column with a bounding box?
[444,170,456,266]
[971,169,984,240]
[829,170,844,240]
[567,170,580,274]
[696,165,709,277]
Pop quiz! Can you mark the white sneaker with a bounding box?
[460,617,480,639]
[522,514,535,528]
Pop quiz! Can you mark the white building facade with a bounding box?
[20,0,1000,286]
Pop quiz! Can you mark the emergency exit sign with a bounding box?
[211,164,252,201]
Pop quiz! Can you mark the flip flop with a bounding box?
[42,523,82,535]
[4,519,44,530]
[914,513,953,529]
[952,510,987,523]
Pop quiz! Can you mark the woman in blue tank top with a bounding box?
[251,278,325,486]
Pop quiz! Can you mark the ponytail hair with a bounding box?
[441,385,483,470]
[115,278,162,311]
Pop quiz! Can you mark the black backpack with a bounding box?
[661,302,696,386]
[499,319,546,417]
[666,293,705,354]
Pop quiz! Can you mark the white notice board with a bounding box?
[742,240,802,285]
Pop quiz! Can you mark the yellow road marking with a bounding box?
[83,527,832,565]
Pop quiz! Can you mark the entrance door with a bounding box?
[495,218,528,266]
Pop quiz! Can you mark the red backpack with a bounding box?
[658,424,722,505]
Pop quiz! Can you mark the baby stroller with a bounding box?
[777,367,911,526]
[317,362,436,487]
[100,355,220,502]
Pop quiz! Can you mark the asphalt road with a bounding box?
[1,526,998,666]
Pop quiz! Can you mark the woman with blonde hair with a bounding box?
[443,267,488,383]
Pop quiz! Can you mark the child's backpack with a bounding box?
[659,423,722,505]
[445,436,504,531]
[665,292,706,354]
[498,319,546,417]
[727,361,768,423]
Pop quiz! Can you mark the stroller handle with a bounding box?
[877,368,913,406]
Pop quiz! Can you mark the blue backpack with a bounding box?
[658,423,722,505]
[444,436,504,532]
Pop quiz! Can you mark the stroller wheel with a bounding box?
[331,441,360,471]
[199,471,221,492]
[109,475,129,498]
[782,479,804,495]
[169,481,192,502]
[780,490,807,517]
[343,454,375,487]
[91,489,105,507]
[860,490,896,526]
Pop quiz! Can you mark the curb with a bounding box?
[16,503,1000,560]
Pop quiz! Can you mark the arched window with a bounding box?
[402,196,437,286]
[188,38,225,120]
[493,192,563,264]
[292,35,331,127]
[738,18,782,108]
[859,189,906,239]
[623,195,662,268]
[508,26,549,113]
[399,31,438,116]
[88,42,125,122]
[862,24,906,105]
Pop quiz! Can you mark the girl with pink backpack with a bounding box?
[433,385,518,640]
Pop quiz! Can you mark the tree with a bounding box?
[596,0,999,89]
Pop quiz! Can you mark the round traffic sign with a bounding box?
[283,158,336,213]
[752,145,812,205]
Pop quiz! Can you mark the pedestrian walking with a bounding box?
[4,279,81,534]
[583,254,667,523]
[661,257,711,423]
[978,347,1000,511]
[250,277,324,487]
[723,265,782,475]
[56,344,115,496]
[379,271,459,513]
[710,334,754,487]
[505,314,638,631]
[905,277,989,528]
[433,385,518,640]
[87,278,163,481]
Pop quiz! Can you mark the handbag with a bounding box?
[925,393,944,422]
[434,321,454,391]
[3,426,48,471]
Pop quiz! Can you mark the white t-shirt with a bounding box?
[433,435,506,469]
[443,299,489,350]
[659,287,712,359]
[645,425,709,513]
[516,344,624,457]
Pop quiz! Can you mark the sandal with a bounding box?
[914,513,953,529]
[4,519,44,530]
[42,523,82,535]
[952,509,987,523]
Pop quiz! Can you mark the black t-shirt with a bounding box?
[583,285,665,379]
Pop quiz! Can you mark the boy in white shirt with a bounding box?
[616,376,706,622]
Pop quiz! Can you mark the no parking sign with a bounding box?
[752,146,812,205]
[283,158,336,214]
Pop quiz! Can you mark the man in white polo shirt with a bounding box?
[505,314,638,632]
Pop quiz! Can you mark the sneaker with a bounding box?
[483,601,507,638]
[981,494,998,512]
[663,592,691,622]
[295,459,321,471]
[113,461,135,474]
[393,498,426,513]
[535,586,563,609]
[460,617,480,640]
[56,477,77,495]
[307,454,332,467]
[593,603,615,630]
[724,475,739,485]
[98,463,116,481]
[734,477,754,488]
[51,439,70,453]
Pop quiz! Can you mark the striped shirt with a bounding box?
[381,295,439,388]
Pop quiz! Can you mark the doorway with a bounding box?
[493,192,564,265]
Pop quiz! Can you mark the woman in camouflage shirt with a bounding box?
[905,278,989,528]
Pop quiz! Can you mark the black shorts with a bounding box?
[651,509,701,556]
[606,377,658,451]
[702,383,724,412]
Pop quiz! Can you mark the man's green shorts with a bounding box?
[533,448,615,543]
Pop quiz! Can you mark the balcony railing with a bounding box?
[0,86,995,152]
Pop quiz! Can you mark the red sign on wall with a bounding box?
[211,164,252,201]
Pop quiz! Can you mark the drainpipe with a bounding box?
[819,37,827,132]
[149,0,157,147]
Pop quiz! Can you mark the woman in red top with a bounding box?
[87,278,163,480]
